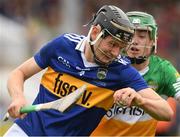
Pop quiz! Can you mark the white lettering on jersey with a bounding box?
[105,103,152,124]
[117,58,129,65]
[58,56,70,68]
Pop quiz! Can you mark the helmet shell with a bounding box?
[126,11,157,45]
[92,5,134,44]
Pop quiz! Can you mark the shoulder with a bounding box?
[113,56,135,75]
[150,55,177,72]
[49,33,85,45]
[150,55,178,84]
[115,56,141,78]
[44,33,85,52]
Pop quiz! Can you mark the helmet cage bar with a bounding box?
[110,21,134,44]
[103,29,131,46]
[101,23,134,44]
[89,37,112,67]
[134,26,157,53]
[87,27,111,67]
[126,26,156,64]
[87,27,122,67]
[89,30,104,46]
[134,26,152,32]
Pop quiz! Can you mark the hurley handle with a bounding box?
[20,105,39,113]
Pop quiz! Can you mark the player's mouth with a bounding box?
[128,47,140,56]
[130,47,140,52]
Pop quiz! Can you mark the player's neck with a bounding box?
[84,43,94,63]
[132,59,149,71]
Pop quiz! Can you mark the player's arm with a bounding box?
[114,87,173,121]
[137,88,173,121]
[7,57,42,119]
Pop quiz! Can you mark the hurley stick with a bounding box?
[3,84,87,121]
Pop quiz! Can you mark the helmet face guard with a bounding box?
[125,11,158,64]
[126,11,158,53]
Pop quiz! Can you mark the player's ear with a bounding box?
[91,25,102,40]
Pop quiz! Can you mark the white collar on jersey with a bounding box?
[75,37,86,52]
[75,37,99,67]
[139,66,149,76]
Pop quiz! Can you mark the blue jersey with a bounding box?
[15,33,148,136]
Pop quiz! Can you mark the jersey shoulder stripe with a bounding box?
[174,77,180,99]
[64,33,85,43]
[68,33,85,39]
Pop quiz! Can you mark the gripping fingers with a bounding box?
[20,113,27,119]
[126,94,135,106]
[4,107,26,121]
[8,106,21,118]
[116,100,126,106]
[117,96,133,106]
[114,88,136,106]
[113,92,122,103]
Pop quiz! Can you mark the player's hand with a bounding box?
[113,87,144,106]
[7,96,27,119]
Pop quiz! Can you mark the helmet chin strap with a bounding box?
[94,46,115,66]
[91,46,110,67]
[87,27,111,67]
[127,46,155,64]
[87,26,104,46]
[127,56,147,64]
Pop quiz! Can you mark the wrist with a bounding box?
[136,97,145,106]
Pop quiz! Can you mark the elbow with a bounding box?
[160,106,174,121]
[165,101,175,121]
[166,108,174,121]
[157,111,173,121]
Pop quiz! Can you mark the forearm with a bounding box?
[7,69,26,100]
[139,97,173,121]
[7,58,42,118]
[114,88,173,121]
[114,88,174,121]
[7,58,41,100]
[7,69,28,118]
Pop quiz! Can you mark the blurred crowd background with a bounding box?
[0,0,180,136]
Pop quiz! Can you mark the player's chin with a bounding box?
[127,53,140,58]
[97,55,114,65]
[100,58,113,65]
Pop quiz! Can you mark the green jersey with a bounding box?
[144,55,180,98]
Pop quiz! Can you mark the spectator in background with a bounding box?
[0,15,29,66]
[25,0,63,54]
